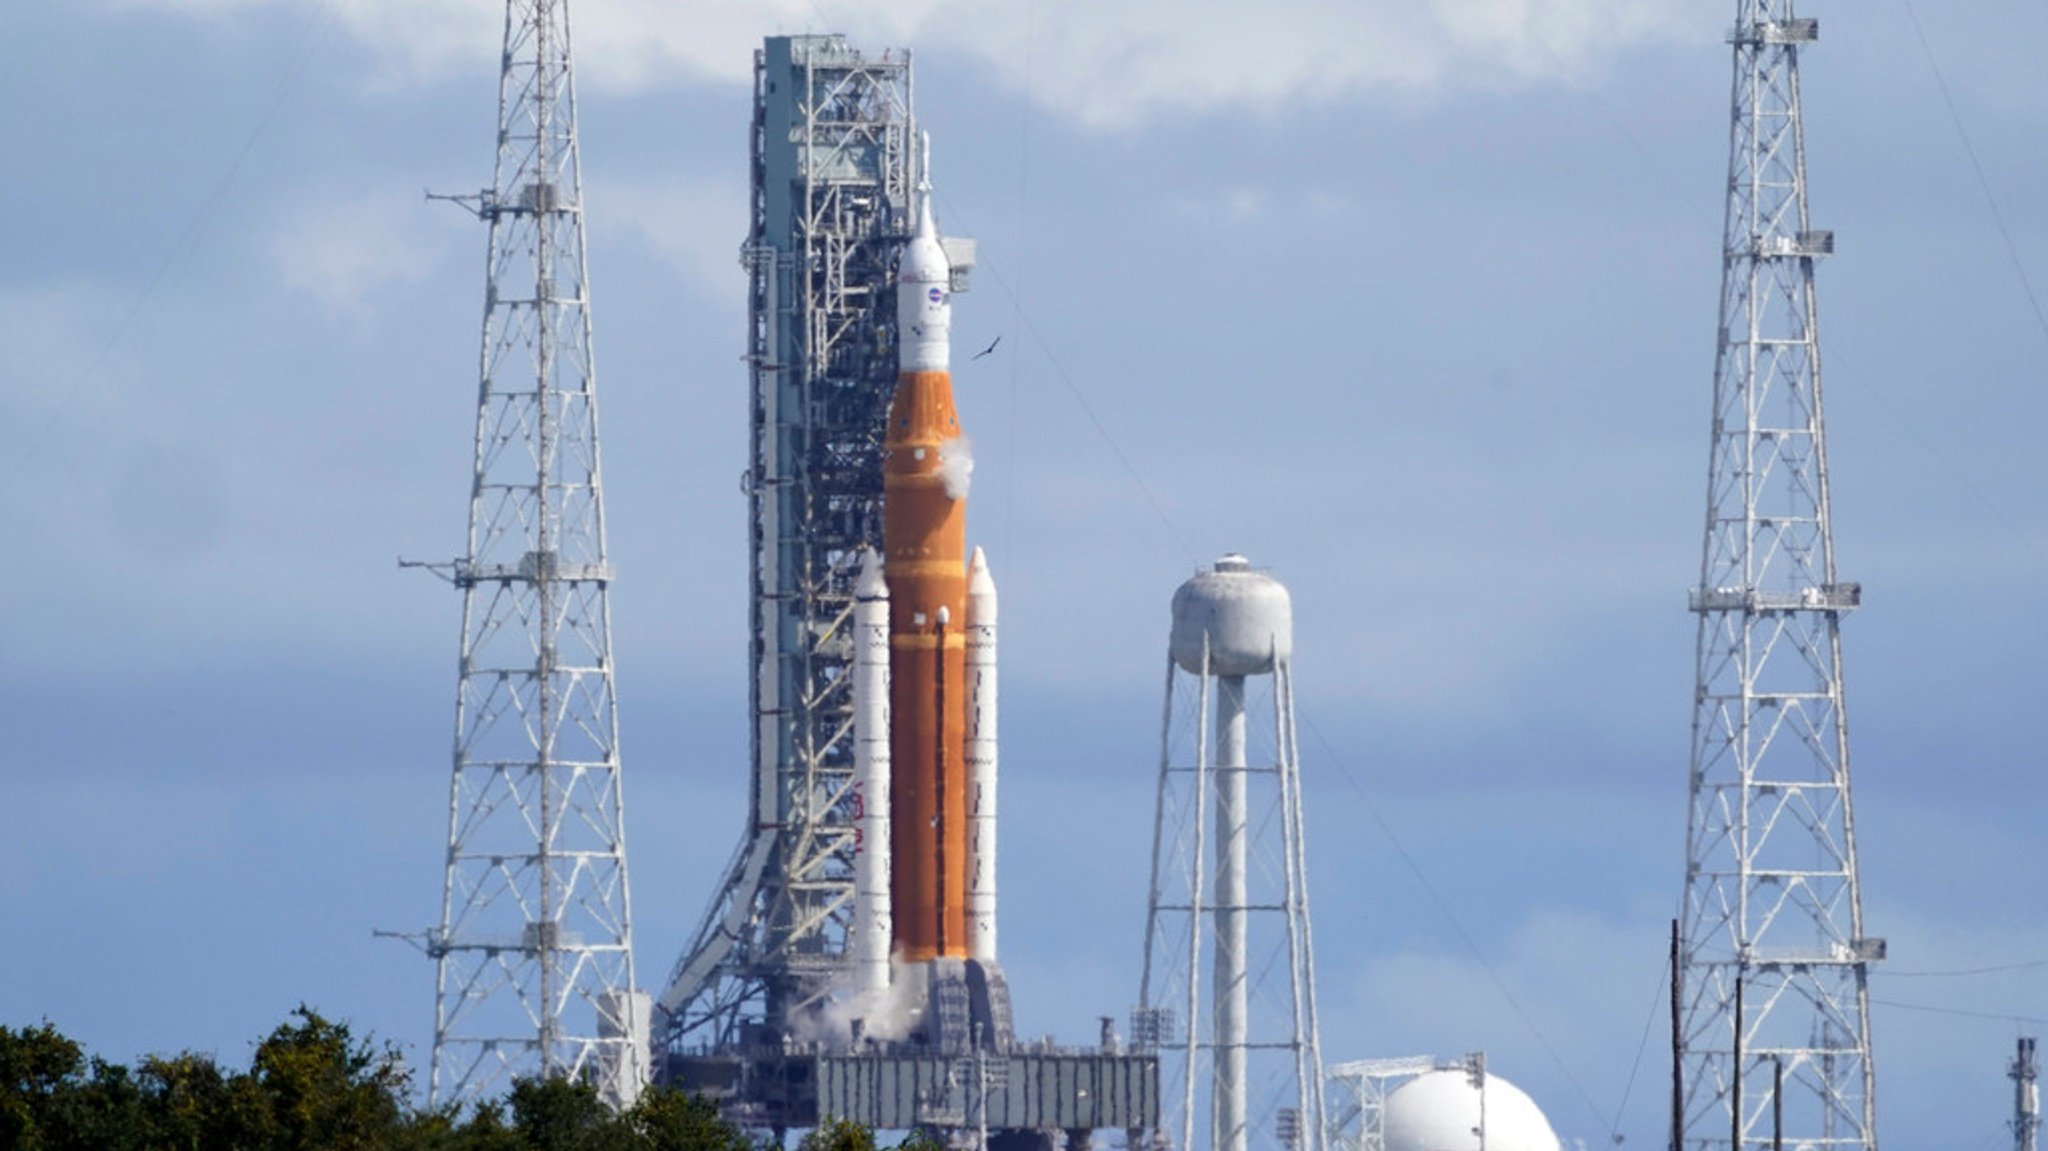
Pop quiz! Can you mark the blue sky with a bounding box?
[4,0,2048,1147]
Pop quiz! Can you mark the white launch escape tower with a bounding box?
[1141,556,1325,1151]
[414,0,646,1109]
[1679,3,1879,1149]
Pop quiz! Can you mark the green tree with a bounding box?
[799,1117,875,1151]
[450,1098,528,1151]
[507,1076,619,1150]
[0,1020,87,1150]
[244,1006,410,1151]
[135,1051,242,1151]
[43,1056,148,1151]
[625,1086,755,1151]
[0,1009,797,1151]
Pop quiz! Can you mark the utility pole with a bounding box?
[1466,1052,1488,1151]
[419,0,645,1110]
[2014,1038,2039,1151]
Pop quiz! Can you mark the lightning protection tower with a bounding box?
[1678,5,1880,1150]
[657,36,958,1063]
[1140,555,1325,1151]
[419,0,646,1109]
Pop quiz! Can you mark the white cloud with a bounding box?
[919,0,1698,127]
[594,175,751,300]
[267,188,448,314]
[113,0,1697,127]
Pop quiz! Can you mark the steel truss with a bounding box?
[1140,650,1325,1151]
[426,0,644,1109]
[658,36,919,1057]
[1680,6,1878,1151]
[1324,1058,1436,1151]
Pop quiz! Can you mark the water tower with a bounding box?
[1139,555,1325,1151]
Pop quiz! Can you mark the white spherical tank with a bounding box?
[1169,554,1293,677]
[1382,1069,1562,1151]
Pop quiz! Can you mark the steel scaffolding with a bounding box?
[658,35,921,1059]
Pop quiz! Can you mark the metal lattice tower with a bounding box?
[422,0,645,1109]
[1678,5,1879,1150]
[657,36,922,1057]
[1140,557,1325,1151]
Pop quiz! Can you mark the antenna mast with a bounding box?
[1677,4,1879,1150]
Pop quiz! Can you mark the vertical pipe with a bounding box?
[1733,973,1745,1151]
[530,0,561,1073]
[933,606,951,956]
[1184,654,1211,1151]
[1771,1058,1782,1151]
[1214,672,1249,1151]
[1671,920,1683,1151]
[1276,661,1321,1151]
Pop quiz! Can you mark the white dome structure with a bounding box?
[1382,1069,1562,1151]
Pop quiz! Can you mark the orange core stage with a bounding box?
[883,369,971,963]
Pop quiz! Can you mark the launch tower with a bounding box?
[656,32,931,1058]
[416,0,647,1110]
[1678,4,1880,1149]
[1140,556,1326,1151]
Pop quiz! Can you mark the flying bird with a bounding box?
[972,336,1001,360]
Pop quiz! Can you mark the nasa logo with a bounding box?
[928,287,944,304]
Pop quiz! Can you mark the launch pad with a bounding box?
[654,33,1158,1144]
[666,1048,1157,1140]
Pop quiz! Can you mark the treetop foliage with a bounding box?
[0,1009,908,1151]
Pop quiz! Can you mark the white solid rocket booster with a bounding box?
[852,551,894,994]
[965,545,998,962]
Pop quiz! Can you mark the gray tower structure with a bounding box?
[1140,556,1325,1151]
[657,34,938,1058]
[1678,5,1880,1150]
[413,0,647,1110]
[651,38,1158,1146]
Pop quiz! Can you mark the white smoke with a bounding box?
[939,436,975,500]
[786,958,931,1049]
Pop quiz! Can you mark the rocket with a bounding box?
[849,175,1006,1043]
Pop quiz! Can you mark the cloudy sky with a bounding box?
[6,0,2048,1145]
